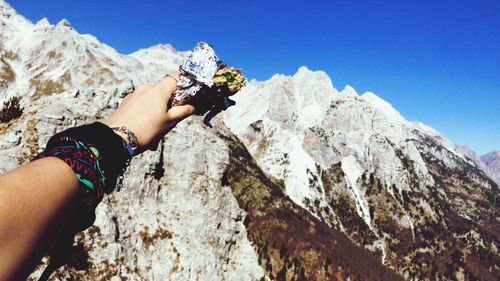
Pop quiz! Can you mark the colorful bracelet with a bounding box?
[32,122,132,208]
[110,126,138,155]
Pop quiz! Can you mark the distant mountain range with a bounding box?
[455,146,500,184]
[0,1,498,280]
[481,151,500,174]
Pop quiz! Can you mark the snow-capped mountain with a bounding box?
[0,0,182,105]
[222,67,499,279]
[0,1,498,280]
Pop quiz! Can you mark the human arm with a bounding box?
[0,73,194,280]
[0,157,79,280]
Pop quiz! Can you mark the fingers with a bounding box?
[165,71,180,81]
[162,104,195,133]
[143,104,194,152]
[153,71,180,99]
[166,104,196,123]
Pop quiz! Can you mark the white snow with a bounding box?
[341,155,363,187]
[341,156,372,226]
[286,138,322,203]
[340,85,359,97]
[223,80,271,135]
[361,91,405,123]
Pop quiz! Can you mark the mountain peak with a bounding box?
[0,1,33,45]
[0,0,31,24]
[291,66,336,99]
[482,150,500,158]
[296,65,312,74]
[341,85,358,96]
[56,18,72,28]
[35,17,50,27]
[481,151,500,183]
[452,146,499,184]
[129,43,183,80]
[481,150,500,166]
[293,66,331,82]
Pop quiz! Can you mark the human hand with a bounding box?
[104,72,195,153]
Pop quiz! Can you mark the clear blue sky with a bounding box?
[8,0,500,154]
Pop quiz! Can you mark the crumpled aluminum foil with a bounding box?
[171,42,219,106]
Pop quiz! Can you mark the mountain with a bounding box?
[0,1,498,280]
[222,67,499,280]
[481,151,500,180]
[455,145,500,184]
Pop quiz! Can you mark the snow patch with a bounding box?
[35,17,50,27]
[341,156,372,226]
[285,139,320,202]
[341,155,363,187]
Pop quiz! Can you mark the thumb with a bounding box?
[147,104,195,151]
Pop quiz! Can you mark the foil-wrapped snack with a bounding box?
[170,42,220,106]
[168,42,246,127]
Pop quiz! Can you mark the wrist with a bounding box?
[32,122,132,207]
[110,126,138,156]
[113,130,129,144]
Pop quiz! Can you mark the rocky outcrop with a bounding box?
[1,84,265,280]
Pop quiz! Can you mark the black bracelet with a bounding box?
[32,122,131,208]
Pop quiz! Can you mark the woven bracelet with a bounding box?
[32,122,131,208]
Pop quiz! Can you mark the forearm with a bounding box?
[0,121,132,280]
[0,157,80,281]
[0,72,192,280]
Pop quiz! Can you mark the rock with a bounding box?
[0,129,20,148]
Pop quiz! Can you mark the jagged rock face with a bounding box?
[223,68,499,279]
[1,0,498,280]
[0,0,182,105]
[1,2,264,280]
[13,91,265,280]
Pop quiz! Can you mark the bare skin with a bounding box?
[0,73,194,280]
[105,73,193,151]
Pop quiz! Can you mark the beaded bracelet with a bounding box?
[110,126,138,156]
